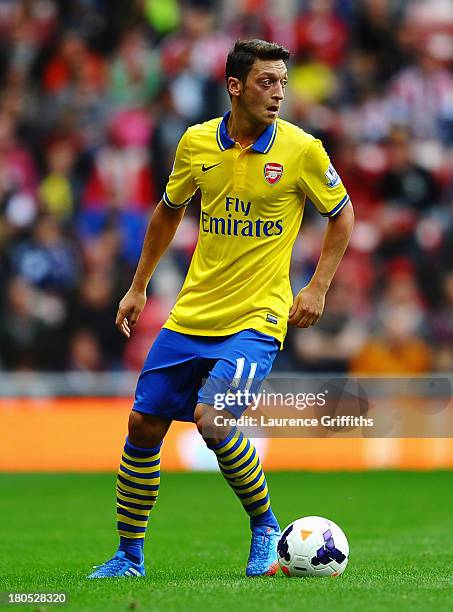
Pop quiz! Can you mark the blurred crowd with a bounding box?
[0,0,452,374]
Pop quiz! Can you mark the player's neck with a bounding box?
[227,108,270,149]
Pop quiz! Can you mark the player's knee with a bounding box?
[128,410,167,448]
[128,411,149,443]
[194,404,212,434]
[194,404,229,446]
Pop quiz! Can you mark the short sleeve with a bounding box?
[298,139,350,217]
[163,130,197,209]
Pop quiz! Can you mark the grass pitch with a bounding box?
[1,471,452,611]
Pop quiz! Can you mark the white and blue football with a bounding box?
[277,516,349,577]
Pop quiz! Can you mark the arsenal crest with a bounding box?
[264,162,283,185]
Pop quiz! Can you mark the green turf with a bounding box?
[1,471,452,611]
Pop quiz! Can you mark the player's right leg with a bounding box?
[87,412,171,578]
[88,328,201,579]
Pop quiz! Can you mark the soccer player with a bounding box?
[88,39,354,578]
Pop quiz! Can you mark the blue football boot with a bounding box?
[246,526,281,577]
[87,551,145,578]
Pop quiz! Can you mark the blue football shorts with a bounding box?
[133,328,279,422]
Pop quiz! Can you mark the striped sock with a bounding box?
[116,437,161,563]
[209,429,279,531]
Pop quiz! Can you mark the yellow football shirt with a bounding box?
[162,112,349,345]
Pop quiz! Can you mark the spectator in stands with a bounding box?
[387,42,453,143]
[108,28,161,109]
[159,1,231,122]
[10,214,79,291]
[0,276,66,370]
[350,303,432,374]
[292,277,367,373]
[294,0,348,68]
[351,262,432,374]
[380,128,440,211]
[67,328,103,372]
[42,31,106,96]
[0,112,38,230]
[38,138,79,220]
[430,270,453,371]
[67,272,126,369]
[0,277,44,370]
[351,0,405,83]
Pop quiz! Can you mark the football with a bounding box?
[277,516,349,577]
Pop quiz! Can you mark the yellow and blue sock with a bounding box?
[208,428,279,531]
[116,437,161,563]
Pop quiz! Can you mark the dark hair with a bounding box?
[225,39,290,87]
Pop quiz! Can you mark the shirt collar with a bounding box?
[216,111,277,154]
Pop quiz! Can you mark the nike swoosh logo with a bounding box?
[202,162,221,172]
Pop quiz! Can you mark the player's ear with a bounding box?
[227,76,242,98]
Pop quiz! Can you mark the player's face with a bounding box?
[240,59,288,126]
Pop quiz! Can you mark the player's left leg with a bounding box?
[194,329,282,576]
[195,403,280,576]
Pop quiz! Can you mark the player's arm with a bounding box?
[116,129,196,337]
[290,139,355,328]
[288,201,354,328]
[116,201,185,337]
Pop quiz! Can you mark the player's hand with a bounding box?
[116,288,147,338]
[288,285,325,328]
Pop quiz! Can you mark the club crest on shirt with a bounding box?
[264,162,283,185]
[325,163,341,188]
